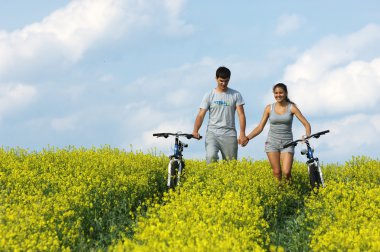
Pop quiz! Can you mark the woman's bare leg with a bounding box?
[267,152,282,181]
[280,152,294,181]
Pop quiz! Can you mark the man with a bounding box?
[192,66,248,163]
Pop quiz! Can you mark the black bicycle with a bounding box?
[153,132,201,190]
[283,130,330,189]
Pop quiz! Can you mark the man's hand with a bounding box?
[239,135,249,147]
[192,132,201,140]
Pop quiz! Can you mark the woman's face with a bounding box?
[273,87,286,103]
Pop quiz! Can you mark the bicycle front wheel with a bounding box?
[308,163,323,189]
[167,160,179,189]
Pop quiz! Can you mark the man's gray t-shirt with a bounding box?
[200,88,245,136]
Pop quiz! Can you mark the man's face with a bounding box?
[216,77,230,91]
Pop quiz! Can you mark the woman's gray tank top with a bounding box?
[267,103,294,141]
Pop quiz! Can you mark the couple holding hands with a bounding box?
[192,66,311,181]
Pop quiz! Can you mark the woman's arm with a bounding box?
[291,104,311,136]
[243,105,270,146]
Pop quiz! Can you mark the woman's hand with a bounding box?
[240,136,250,147]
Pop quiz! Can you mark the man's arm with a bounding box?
[236,105,248,145]
[192,108,207,139]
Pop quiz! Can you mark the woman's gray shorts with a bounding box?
[265,137,294,153]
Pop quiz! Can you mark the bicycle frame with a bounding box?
[283,130,329,189]
[153,132,201,190]
[301,139,325,187]
[168,135,186,188]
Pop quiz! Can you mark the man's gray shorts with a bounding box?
[205,131,238,164]
[265,137,294,153]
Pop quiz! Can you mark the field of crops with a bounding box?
[0,147,379,251]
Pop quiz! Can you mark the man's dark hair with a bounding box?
[216,66,231,79]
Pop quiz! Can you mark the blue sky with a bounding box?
[0,0,379,163]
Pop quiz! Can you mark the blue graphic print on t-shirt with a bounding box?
[213,100,231,106]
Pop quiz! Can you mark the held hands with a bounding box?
[193,131,251,144]
[239,135,250,147]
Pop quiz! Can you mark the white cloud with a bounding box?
[282,24,380,116]
[289,58,380,115]
[284,24,380,82]
[315,113,380,161]
[0,83,37,119]
[124,57,218,109]
[165,89,189,107]
[0,0,124,74]
[124,105,167,128]
[120,100,196,153]
[0,0,192,76]
[142,119,193,150]
[256,24,380,162]
[275,14,303,36]
[162,0,194,35]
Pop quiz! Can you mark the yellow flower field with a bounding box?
[0,147,379,251]
[0,146,167,250]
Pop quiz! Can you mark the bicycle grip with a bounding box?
[153,133,169,138]
[312,129,330,139]
[283,141,298,148]
[189,134,202,140]
[319,130,330,135]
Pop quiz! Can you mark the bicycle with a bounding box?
[283,130,330,189]
[153,132,201,190]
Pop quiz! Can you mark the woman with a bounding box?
[243,83,311,181]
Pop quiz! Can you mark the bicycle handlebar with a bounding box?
[153,132,202,140]
[283,130,330,148]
